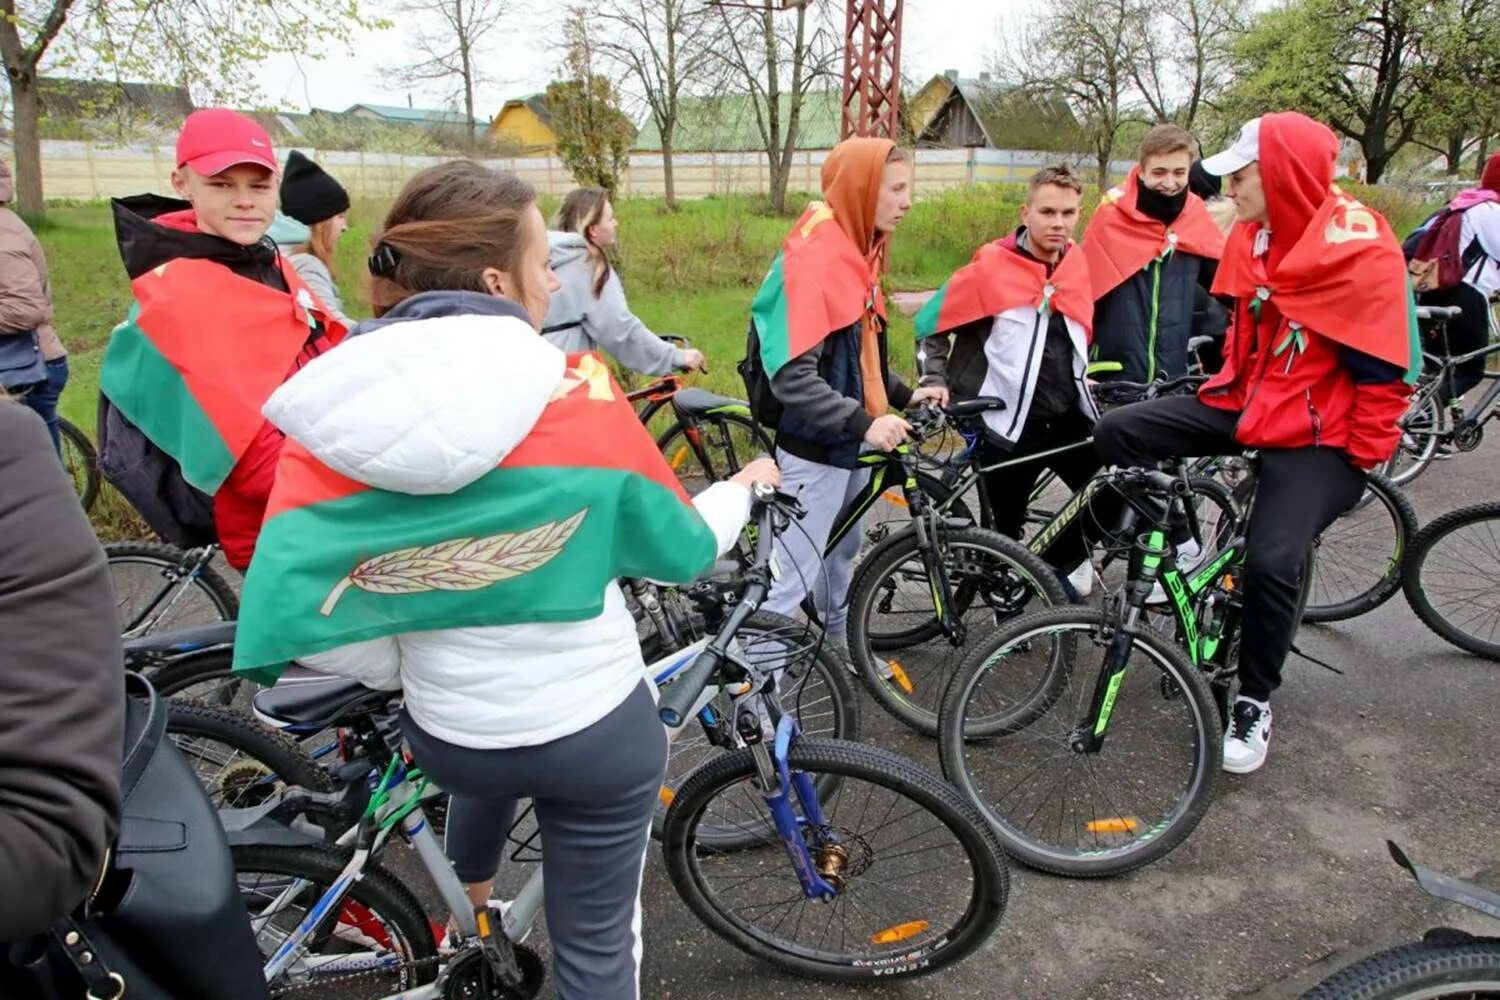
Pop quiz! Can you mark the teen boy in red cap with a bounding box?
[99,109,347,569]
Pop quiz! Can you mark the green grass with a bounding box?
[38,181,1438,534]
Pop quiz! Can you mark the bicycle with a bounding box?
[9,379,100,510]
[1301,840,1500,999]
[936,461,1318,877]
[107,541,238,637]
[226,485,1009,995]
[1382,303,1500,487]
[1402,500,1500,660]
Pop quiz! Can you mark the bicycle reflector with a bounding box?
[871,921,930,945]
[1085,817,1140,834]
[886,660,914,694]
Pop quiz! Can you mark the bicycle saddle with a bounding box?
[947,396,1007,419]
[253,665,397,729]
[671,388,752,419]
[122,620,237,656]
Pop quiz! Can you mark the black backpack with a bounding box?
[97,394,218,548]
[737,320,784,431]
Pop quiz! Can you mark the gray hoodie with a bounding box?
[542,231,686,376]
[269,212,350,328]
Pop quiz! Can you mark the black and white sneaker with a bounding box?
[1223,697,1272,774]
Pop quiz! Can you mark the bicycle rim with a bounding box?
[658,414,770,495]
[107,550,236,634]
[1304,474,1411,622]
[940,608,1218,877]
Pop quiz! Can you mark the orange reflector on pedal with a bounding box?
[1086,817,1139,834]
[1222,574,1235,591]
[670,446,690,471]
[887,661,914,694]
[871,921,929,945]
[475,909,491,937]
[881,491,908,509]
[658,786,676,807]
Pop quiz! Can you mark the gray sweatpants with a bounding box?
[763,448,870,636]
[400,682,667,1000]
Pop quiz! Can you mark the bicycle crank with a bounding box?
[443,942,546,1000]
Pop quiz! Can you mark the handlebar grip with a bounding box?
[657,649,723,727]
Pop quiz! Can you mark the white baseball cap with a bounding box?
[1201,118,1261,176]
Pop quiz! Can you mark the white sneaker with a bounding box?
[1066,561,1094,598]
[1222,697,1272,773]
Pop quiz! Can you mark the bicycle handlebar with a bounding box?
[1415,305,1464,322]
[1093,372,1208,406]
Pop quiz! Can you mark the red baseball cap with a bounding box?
[176,109,278,177]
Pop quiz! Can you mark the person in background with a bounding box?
[0,161,67,453]
[0,401,123,957]
[544,187,706,376]
[269,150,352,326]
[1190,159,1240,236]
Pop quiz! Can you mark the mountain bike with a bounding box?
[1301,840,1500,999]
[225,485,1009,995]
[936,461,1318,877]
[1383,303,1500,487]
[1403,500,1500,660]
[107,541,238,637]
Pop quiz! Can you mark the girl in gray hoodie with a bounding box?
[542,187,706,376]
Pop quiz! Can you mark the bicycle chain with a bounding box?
[268,953,444,997]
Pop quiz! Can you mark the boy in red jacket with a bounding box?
[100,110,345,569]
[1095,111,1415,775]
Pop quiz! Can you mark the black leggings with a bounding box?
[401,682,666,1000]
[1420,283,1490,402]
[1094,397,1366,701]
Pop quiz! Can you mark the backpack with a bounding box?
[97,394,218,549]
[1405,207,1488,293]
[737,320,783,431]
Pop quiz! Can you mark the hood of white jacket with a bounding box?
[263,313,567,495]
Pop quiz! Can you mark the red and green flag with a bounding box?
[232,353,721,682]
[752,202,884,377]
[1081,165,1224,300]
[915,236,1094,339]
[99,257,343,494]
[1214,187,1421,383]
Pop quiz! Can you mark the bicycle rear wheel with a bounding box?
[233,843,438,996]
[1300,940,1500,999]
[1403,501,1500,660]
[57,417,100,511]
[1303,472,1416,623]
[661,737,1008,982]
[107,542,239,635]
[938,605,1219,877]
[1381,391,1444,488]
[657,413,773,495]
[848,524,1066,736]
[167,701,333,810]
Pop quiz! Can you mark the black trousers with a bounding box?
[1420,283,1490,402]
[1093,396,1366,701]
[980,408,1107,571]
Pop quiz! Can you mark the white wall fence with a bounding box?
[3,140,1137,203]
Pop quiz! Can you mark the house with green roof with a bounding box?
[633,90,842,152]
[344,103,488,131]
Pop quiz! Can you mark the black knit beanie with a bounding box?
[280,150,350,225]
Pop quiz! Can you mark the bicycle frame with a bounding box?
[119,544,222,638]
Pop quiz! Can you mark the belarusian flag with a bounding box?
[915,236,1094,339]
[99,256,341,494]
[232,353,720,683]
[751,201,884,377]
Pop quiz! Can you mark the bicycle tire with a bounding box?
[232,843,439,990]
[167,701,333,811]
[57,417,100,511]
[1300,940,1500,999]
[1382,390,1444,488]
[661,736,1008,982]
[150,647,253,705]
[656,413,773,493]
[1403,501,1500,660]
[848,523,1066,736]
[106,541,239,634]
[938,605,1219,878]
[1303,472,1417,623]
[652,611,860,843]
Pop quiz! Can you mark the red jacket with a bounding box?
[1199,113,1415,469]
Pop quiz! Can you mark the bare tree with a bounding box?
[997,0,1149,189]
[0,0,374,216]
[710,0,840,214]
[1130,0,1246,129]
[592,0,714,209]
[390,0,510,148]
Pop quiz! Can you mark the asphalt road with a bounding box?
[334,435,1500,1000]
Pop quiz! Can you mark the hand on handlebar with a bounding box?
[679,348,708,373]
[730,456,781,492]
[864,413,912,452]
[909,385,950,409]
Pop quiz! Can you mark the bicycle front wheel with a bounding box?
[848,524,1066,736]
[1303,472,1417,623]
[938,605,1219,878]
[58,417,100,511]
[657,412,773,495]
[662,737,1008,982]
[1300,940,1500,999]
[107,542,239,635]
[1403,501,1500,659]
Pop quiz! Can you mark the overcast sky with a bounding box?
[255,0,1029,118]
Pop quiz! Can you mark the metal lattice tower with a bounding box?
[840,0,904,140]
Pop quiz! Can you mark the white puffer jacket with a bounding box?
[268,306,751,749]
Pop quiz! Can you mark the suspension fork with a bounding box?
[902,452,963,642]
[743,713,839,900]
